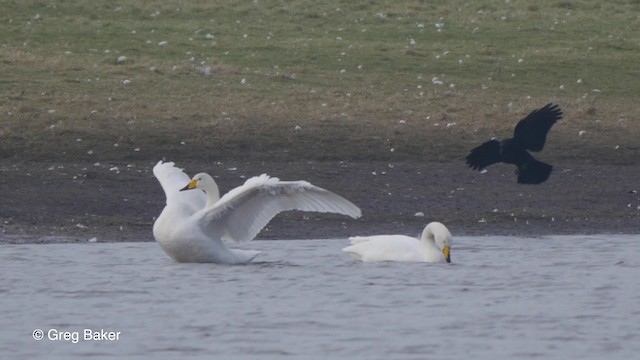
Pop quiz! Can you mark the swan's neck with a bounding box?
[203,183,220,208]
[419,228,438,250]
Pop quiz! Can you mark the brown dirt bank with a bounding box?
[1,157,638,244]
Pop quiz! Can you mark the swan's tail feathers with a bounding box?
[517,158,552,184]
[341,244,364,261]
[347,236,370,245]
[342,237,371,261]
[466,140,501,170]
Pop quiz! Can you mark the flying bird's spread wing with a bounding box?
[513,103,563,152]
[195,175,362,242]
[466,139,501,170]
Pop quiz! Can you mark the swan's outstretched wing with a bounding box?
[513,103,563,152]
[466,139,501,170]
[153,161,206,212]
[195,174,361,242]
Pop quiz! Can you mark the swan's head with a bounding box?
[440,239,451,263]
[180,172,216,193]
[423,222,452,263]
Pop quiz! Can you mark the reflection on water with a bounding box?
[1,235,639,359]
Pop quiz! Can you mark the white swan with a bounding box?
[343,222,452,263]
[152,161,361,264]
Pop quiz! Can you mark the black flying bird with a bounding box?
[466,103,563,184]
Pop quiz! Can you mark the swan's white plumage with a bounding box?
[343,222,452,263]
[153,160,205,212]
[153,161,361,264]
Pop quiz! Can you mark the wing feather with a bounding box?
[466,140,501,170]
[195,176,361,242]
[153,161,206,213]
[513,103,563,151]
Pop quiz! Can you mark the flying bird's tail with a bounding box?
[517,157,552,184]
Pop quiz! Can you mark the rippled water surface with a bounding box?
[1,235,639,359]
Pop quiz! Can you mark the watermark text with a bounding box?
[32,328,121,344]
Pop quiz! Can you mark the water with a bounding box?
[1,235,639,359]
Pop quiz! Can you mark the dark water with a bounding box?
[1,235,638,359]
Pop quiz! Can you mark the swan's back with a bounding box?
[343,235,423,262]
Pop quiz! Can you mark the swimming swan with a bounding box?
[343,222,452,263]
[153,161,361,264]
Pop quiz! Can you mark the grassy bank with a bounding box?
[1,0,639,163]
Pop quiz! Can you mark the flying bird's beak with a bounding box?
[443,245,451,263]
[179,179,197,192]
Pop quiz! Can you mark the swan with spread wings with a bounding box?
[152,161,361,264]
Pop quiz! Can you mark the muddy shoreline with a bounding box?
[1,157,638,244]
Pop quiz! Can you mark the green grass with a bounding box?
[1,0,639,163]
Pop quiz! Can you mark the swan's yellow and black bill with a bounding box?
[443,245,451,263]
[179,179,197,192]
